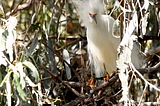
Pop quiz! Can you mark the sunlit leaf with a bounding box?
[63,49,71,80]
[127,12,138,36]
[16,62,26,89]
[6,76,11,106]
[23,61,39,83]
[141,0,149,11]
[141,13,149,35]
[13,73,26,101]
[0,71,12,87]
[4,16,18,61]
[0,29,5,51]
[25,76,37,87]
[6,16,17,31]
[0,52,7,66]
[53,97,61,105]
[6,30,17,61]
[0,71,2,84]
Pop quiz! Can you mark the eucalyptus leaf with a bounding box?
[0,29,5,51]
[46,39,57,75]
[0,52,7,66]
[141,13,149,35]
[13,73,26,101]
[6,77,11,106]
[0,71,12,87]
[63,49,71,80]
[5,16,17,61]
[0,71,2,84]
[16,62,26,89]
[28,35,38,54]
[22,61,39,83]
[25,76,37,87]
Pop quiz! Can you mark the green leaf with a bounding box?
[22,61,39,83]
[52,24,55,34]
[0,71,12,87]
[13,73,26,101]
[16,62,26,89]
[28,35,38,54]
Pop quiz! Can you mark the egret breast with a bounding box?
[87,26,119,77]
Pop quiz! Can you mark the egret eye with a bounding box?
[89,13,97,24]
[89,13,97,17]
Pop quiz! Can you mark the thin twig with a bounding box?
[8,0,32,16]
[62,75,119,106]
[131,63,160,92]
[138,62,160,74]
[37,63,82,97]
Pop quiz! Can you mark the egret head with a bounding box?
[77,0,104,26]
[89,13,97,24]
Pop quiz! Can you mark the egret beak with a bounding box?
[89,13,97,24]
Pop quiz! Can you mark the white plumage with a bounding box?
[87,15,120,78]
[76,0,143,78]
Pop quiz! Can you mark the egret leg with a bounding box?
[86,78,95,88]
[103,71,116,82]
[103,74,110,82]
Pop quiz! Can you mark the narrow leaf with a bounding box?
[0,71,12,87]
[13,73,26,101]
[16,62,26,89]
[63,49,71,80]
[28,35,38,54]
[23,61,39,83]
[25,76,37,87]
[46,39,57,75]
[6,77,11,106]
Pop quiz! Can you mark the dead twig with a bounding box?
[138,62,160,74]
[8,0,33,16]
[63,75,119,106]
[37,63,82,97]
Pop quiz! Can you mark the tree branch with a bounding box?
[138,62,160,74]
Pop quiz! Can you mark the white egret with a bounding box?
[76,0,143,78]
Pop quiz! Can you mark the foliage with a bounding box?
[0,0,160,106]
